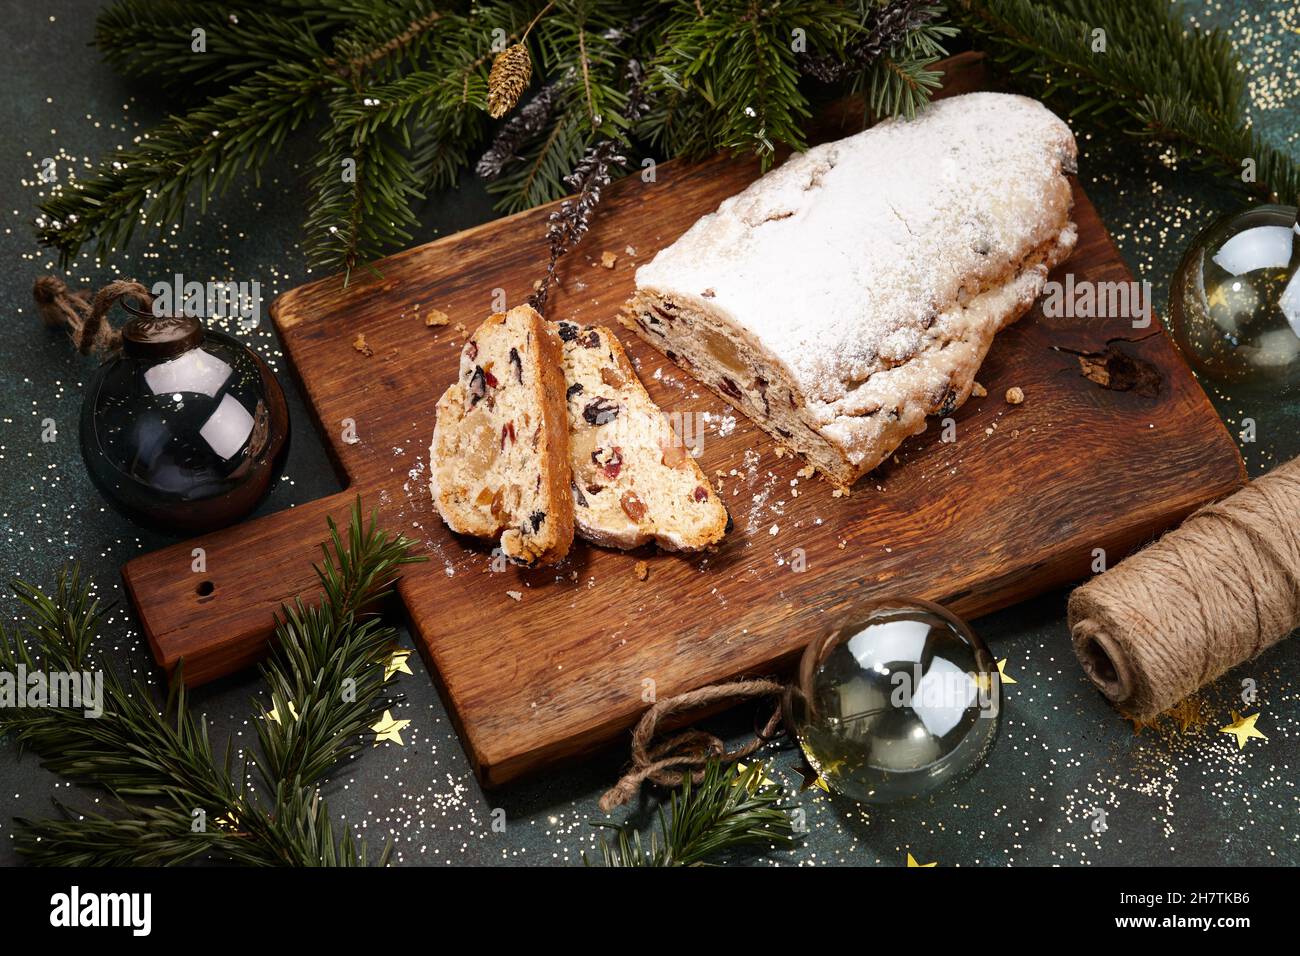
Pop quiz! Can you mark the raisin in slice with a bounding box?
[579,329,601,349]
[567,382,584,399]
[558,322,579,342]
[583,397,620,425]
[509,347,523,383]
[571,481,589,508]
[468,366,487,406]
[620,491,647,523]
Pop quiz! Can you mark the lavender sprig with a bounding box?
[529,60,650,315]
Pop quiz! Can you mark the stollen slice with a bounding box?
[558,320,729,551]
[430,305,574,565]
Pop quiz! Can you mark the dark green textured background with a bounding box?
[1,0,1297,866]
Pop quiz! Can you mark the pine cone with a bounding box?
[487,43,532,119]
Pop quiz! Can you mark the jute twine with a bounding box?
[599,679,784,812]
[32,276,154,356]
[1069,455,1300,718]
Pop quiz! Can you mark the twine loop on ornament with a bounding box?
[1069,455,1300,718]
[599,679,785,812]
[33,275,154,357]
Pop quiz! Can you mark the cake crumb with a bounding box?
[633,560,649,582]
[837,539,847,550]
[796,464,815,479]
[1005,386,1025,405]
[352,333,373,356]
[972,381,987,398]
[505,590,523,602]
[600,250,618,269]
[424,307,450,327]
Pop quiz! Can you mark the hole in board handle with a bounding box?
[196,580,215,598]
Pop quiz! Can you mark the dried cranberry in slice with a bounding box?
[602,447,623,480]
[718,377,742,400]
[466,340,478,360]
[483,367,500,388]
[693,486,708,502]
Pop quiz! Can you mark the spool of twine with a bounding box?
[1068,455,1300,718]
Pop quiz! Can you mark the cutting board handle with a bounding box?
[121,491,359,686]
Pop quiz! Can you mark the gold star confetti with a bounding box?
[734,761,775,791]
[793,761,830,792]
[995,658,1017,685]
[371,710,412,746]
[382,647,413,680]
[266,701,299,724]
[906,852,936,867]
[1219,710,1267,750]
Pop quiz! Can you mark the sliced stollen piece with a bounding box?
[558,320,729,551]
[623,91,1079,486]
[430,305,574,565]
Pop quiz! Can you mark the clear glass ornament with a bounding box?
[785,598,1001,804]
[1168,204,1300,394]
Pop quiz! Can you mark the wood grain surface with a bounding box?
[122,53,1245,785]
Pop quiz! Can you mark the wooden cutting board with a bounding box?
[122,54,1244,786]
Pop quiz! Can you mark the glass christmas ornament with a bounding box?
[785,597,1000,804]
[1168,204,1300,393]
[79,303,290,534]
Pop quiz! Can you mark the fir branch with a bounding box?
[956,0,1299,206]
[799,0,942,83]
[588,761,798,867]
[1,499,423,866]
[42,0,959,274]
[37,58,330,267]
[649,0,859,166]
[94,1,330,96]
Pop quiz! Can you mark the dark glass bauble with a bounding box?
[785,597,1001,804]
[79,308,290,535]
[1168,204,1300,394]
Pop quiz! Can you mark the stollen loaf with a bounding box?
[623,92,1078,486]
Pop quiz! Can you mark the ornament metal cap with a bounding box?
[120,299,203,361]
